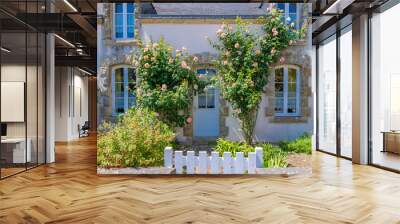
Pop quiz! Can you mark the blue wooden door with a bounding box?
[193,69,220,137]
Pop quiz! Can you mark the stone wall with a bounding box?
[97,3,141,124]
[265,41,312,123]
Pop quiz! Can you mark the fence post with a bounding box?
[199,151,208,174]
[186,151,195,174]
[234,152,245,174]
[210,152,219,174]
[175,151,183,174]
[164,147,173,168]
[248,152,256,174]
[223,152,232,174]
[255,147,263,168]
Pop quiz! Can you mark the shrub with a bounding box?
[279,134,312,155]
[136,38,207,128]
[261,143,288,168]
[214,138,254,157]
[97,108,175,168]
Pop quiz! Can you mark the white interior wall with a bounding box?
[55,67,89,141]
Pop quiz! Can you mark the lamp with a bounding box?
[63,0,78,12]
[54,34,75,48]
[1,47,11,53]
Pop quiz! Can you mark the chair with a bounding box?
[78,121,90,138]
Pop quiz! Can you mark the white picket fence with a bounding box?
[164,147,264,174]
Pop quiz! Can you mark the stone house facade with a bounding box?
[97,3,313,143]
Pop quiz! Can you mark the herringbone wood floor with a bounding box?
[1,136,400,224]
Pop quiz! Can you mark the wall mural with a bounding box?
[97,2,313,175]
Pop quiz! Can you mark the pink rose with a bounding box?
[193,56,199,62]
[234,108,241,114]
[161,84,167,91]
[223,60,228,65]
[271,48,276,54]
[272,28,278,36]
[181,61,188,68]
[279,57,285,64]
[186,117,192,124]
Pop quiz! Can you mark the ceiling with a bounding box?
[0,0,394,74]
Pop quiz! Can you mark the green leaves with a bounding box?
[214,138,255,157]
[210,9,300,144]
[278,134,312,154]
[97,108,175,168]
[136,38,206,128]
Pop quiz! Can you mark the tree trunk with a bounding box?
[240,107,258,145]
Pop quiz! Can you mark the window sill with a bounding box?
[270,115,308,123]
[114,39,138,45]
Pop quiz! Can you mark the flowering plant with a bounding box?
[137,38,206,128]
[211,8,303,144]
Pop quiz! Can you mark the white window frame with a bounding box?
[274,65,301,117]
[276,3,300,30]
[111,66,136,115]
[113,3,135,40]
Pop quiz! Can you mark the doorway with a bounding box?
[193,69,220,138]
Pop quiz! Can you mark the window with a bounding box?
[197,69,216,109]
[274,66,300,116]
[276,3,299,29]
[114,3,135,39]
[112,67,136,114]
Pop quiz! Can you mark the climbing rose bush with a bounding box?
[211,8,305,144]
[137,38,206,128]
